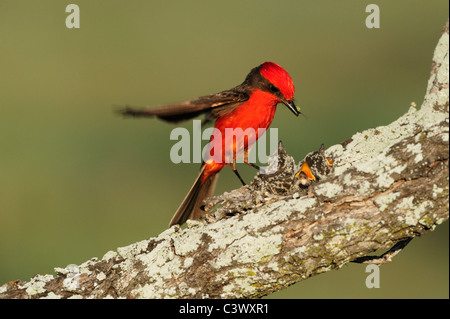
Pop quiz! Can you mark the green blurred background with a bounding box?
[0,0,448,298]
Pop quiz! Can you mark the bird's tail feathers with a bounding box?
[169,165,219,227]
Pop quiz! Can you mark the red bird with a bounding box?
[120,62,300,226]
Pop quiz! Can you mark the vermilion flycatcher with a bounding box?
[120,62,301,226]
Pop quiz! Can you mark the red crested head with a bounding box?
[260,62,295,101]
[241,62,299,116]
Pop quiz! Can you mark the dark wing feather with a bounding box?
[119,86,250,123]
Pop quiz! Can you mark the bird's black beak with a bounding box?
[281,98,301,116]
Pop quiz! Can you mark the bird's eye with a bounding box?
[269,84,279,93]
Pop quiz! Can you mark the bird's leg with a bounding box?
[230,152,246,186]
[243,147,260,171]
[231,165,246,186]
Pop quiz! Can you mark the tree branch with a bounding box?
[1,19,448,300]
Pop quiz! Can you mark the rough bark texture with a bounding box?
[1,20,448,299]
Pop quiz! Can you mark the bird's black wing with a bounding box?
[118,85,250,123]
